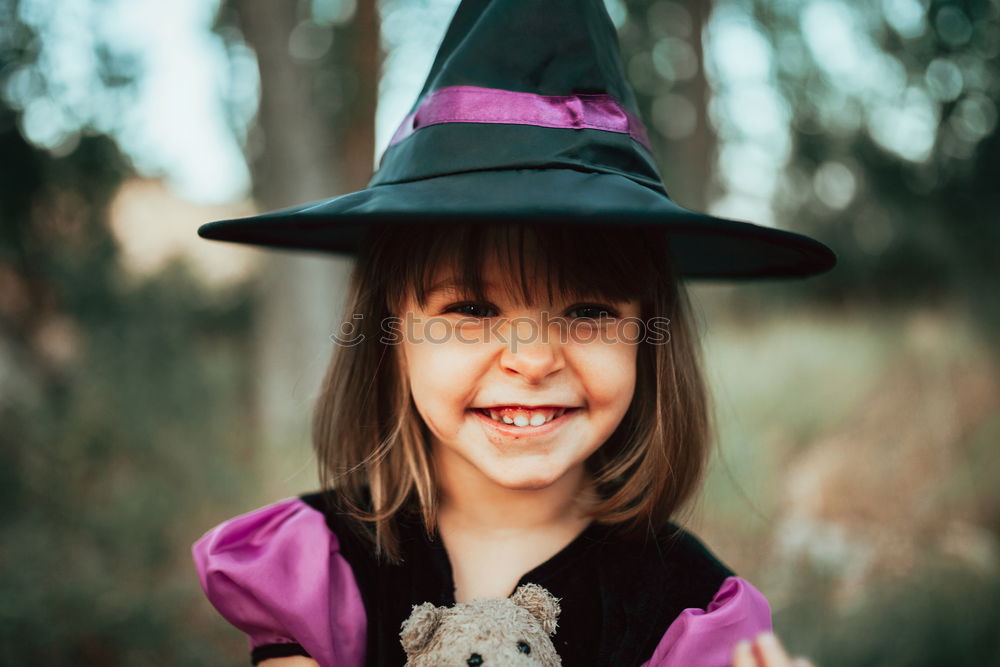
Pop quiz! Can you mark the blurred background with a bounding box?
[1,0,997,664]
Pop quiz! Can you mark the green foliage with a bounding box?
[775,562,1000,667]
[744,0,1000,339]
[0,3,259,664]
[0,256,258,665]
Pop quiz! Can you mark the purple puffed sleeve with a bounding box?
[192,497,367,667]
[639,576,773,667]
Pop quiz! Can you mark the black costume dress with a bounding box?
[192,489,772,666]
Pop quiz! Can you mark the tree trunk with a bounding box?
[674,0,713,211]
[621,0,715,211]
[234,0,380,498]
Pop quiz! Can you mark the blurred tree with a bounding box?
[618,0,716,211]
[738,0,1000,347]
[213,0,380,497]
[0,0,258,663]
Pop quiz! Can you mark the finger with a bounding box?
[791,658,816,667]
[732,638,757,667]
[752,632,792,666]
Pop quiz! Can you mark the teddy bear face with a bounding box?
[401,583,562,667]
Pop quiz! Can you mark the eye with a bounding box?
[566,303,619,319]
[444,302,498,318]
[467,652,484,666]
[516,640,531,654]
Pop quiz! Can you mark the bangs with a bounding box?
[364,223,675,312]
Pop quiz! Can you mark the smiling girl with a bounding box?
[342,222,689,609]
[191,1,834,665]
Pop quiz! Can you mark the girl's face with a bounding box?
[399,253,641,493]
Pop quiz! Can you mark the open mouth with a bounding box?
[469,406,580,436]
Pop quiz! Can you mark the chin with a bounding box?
[482,461,567,491]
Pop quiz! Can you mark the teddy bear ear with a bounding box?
[511,583,561,635]
[399,602,443,655]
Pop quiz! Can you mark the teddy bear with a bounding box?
[399,582,563,666]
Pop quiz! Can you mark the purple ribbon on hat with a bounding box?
[388,85,652,151]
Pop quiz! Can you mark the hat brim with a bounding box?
[197,168,836,279]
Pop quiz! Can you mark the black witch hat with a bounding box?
[197,0,836,279]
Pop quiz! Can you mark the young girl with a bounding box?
[192,1,834,666]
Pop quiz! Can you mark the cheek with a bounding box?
[402,340,487,414]
[577,343,638,411]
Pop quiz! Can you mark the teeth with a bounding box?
[480,407,571,427]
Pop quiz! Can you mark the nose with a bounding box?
[498,317,565,382]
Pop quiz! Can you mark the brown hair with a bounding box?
[311,222,711,563]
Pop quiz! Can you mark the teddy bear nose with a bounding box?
[467,653,483,666]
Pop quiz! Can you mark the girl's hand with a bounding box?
[731,631,817,667]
